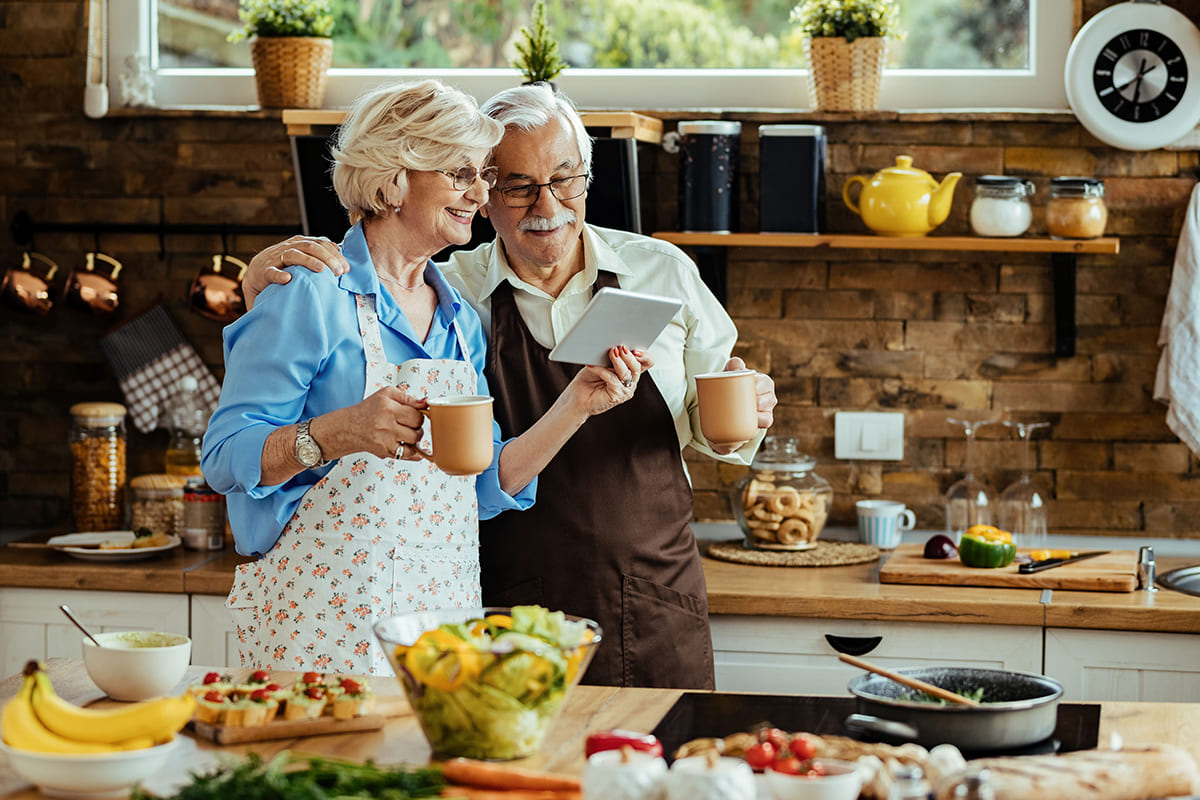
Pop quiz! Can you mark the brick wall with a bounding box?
[3,0,1200,543]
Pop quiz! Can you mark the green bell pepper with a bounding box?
[958,532,1017,569]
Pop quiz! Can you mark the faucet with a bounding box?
[1138,546,1158,592]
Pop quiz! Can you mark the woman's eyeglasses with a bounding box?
[435,166,499,190]
[497,174,590,208]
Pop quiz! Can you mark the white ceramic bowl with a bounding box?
[764,758,863,800]
[81,631,191,701]
[0,737,178,799]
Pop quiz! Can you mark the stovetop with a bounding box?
[650,692,1101,762]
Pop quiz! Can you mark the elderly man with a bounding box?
[242,83,776,689]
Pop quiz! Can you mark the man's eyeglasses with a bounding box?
[497,174,590,208]
[435,166,499,191]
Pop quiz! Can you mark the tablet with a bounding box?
[548,287,683,366]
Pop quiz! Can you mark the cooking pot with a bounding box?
[64,252,122,315]
[1,251,59,316]
[188,254,248,323]
[847,666,1062,751]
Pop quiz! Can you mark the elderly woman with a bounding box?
[201,80,649,675]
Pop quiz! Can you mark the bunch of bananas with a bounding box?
[1,660,194,754]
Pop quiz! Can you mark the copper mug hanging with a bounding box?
[63,252,122,316]
[189,253,248,323]
[1,251,60,316]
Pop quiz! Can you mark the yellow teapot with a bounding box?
[842,155,962,237]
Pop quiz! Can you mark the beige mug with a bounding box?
[412,395,494,476]
[695,369,758,446]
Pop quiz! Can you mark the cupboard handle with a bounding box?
[824,634,882,656]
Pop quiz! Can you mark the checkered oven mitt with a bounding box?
[100,304,221,434]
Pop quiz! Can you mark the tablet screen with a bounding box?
[548,287,683,366]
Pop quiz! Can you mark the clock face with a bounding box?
[1065,2,1200,151]
[1092,28,1188,123]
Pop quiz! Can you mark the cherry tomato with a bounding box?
[770,756,803,776]
[202,671,222,685]
[339,678,363,694]
[202,690,224,703]
[744,741,777,771]
[760,726,790,751]
[584,729,664,758]
[250,669,270,682]
[304,686,324,699]
[265,683,281,692]
[301,671,321,684]
[789,733,818,761]
[250,688,270,702]
[803,762,827,778]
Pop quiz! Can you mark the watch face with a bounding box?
[1092,28,1188,122]
[297,440,321,466]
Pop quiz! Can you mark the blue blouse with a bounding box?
[201,223,536,557]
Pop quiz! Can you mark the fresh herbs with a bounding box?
[900,686,986,705]
[131,752,445,800]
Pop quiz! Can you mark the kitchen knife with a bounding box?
[1018,550,1110,574]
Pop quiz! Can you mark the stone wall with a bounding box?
[3,0,1200,542]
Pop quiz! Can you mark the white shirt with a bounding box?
[442,224,763,467]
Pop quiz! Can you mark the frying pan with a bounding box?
[847,666,1063,750]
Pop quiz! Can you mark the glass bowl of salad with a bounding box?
[374,605,602,760]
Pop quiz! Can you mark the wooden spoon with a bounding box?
[838,653,981,707]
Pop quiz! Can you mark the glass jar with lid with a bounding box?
[732,436,833,550]
[129,474,186,537]
[69,401,127,531]
[969,175,1034,237]
[1046,177,1107,239]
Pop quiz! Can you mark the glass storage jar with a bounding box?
[1046,177,1107,239]
[129,474,186,536]
[69,401,127,531]
[733,436,833,550]
[969,175,1034,237]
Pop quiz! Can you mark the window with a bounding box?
[108,0,1072,110]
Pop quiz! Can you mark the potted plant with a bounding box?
[512,0,568,87]
[228,0,335,109]
[790,0,902,111]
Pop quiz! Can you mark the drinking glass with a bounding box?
[998,420,1052,549]
[944,417,996,542]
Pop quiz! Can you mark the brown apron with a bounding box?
[480,271,714,689]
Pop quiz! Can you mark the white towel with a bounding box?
[1154,182,1200,455]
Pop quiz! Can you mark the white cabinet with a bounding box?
[189,595,240,669]
[709,615,1043,694]
[0,587,189,678]
[1044,628,1200,702]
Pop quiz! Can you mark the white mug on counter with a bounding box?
[856,500,916,549]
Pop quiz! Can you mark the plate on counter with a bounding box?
[47,531,182,562]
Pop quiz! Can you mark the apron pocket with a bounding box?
[621,574,714,690]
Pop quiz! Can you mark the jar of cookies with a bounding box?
[733,436,832,551]
[69,401,127,531]
[129,474,186,537]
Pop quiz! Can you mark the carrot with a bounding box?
[439,758,582,792]
[440,789,581,800]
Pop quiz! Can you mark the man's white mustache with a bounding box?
[518,210,577,232]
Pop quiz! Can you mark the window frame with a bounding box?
[108,0,1073,111]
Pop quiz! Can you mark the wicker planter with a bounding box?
[250,36,333,109]
[803,36,887,111]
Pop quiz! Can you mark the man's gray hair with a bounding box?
[481,83,594,177]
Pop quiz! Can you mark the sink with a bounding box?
[1157,565,1200,597]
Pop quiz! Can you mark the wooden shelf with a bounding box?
[282,109,663,143]
[652,232,1120,255]
[653,232,1122,359]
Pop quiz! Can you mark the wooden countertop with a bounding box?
[2,659,1199,800]
[4,534,1198,633]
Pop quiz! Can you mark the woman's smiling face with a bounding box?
[395,150,493,256]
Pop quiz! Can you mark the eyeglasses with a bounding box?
[435,166,499,191]
[497,174,590,208]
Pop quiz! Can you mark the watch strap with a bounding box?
[295,419,328,467]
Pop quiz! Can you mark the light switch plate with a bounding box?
[835,411,905,461]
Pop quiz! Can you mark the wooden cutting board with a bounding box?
[189,694,409,745]
[878,544,1139,592]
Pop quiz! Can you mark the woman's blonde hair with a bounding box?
[331,79,504,225]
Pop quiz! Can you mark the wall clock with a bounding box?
[1064,0,1200,150]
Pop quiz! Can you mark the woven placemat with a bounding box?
[705,539,881,567]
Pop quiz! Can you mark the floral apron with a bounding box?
[225,292,480,675]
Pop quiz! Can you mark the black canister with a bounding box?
[677,120,741,233]
[758,124,826,233]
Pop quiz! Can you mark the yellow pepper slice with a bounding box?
[405,629,481,691]
[1029,548,1074,561]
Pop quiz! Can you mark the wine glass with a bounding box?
[998,420,1052,549]
[944,417,997,542]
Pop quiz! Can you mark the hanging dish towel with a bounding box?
[99,304,221,434]
[1154,183,1200,455]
